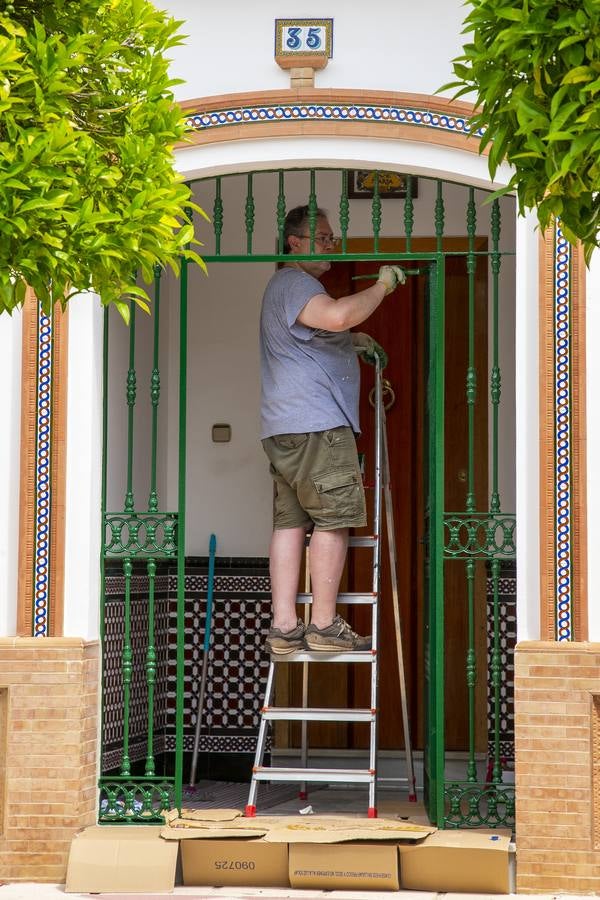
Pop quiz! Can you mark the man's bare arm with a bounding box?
[297,265,405,332]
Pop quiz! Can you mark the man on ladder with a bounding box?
[260,204,405,653]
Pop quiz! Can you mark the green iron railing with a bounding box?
[99,254,182,823]
[98,167,516,828]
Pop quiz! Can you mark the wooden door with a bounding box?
[275,238,488,754]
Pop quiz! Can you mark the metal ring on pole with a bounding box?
[369,378,395,411]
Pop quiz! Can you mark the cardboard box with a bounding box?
[65,825,178,894]
[399,828,512,893]
[289,841,399,891]
[181,837,289,888]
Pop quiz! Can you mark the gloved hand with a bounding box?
[376,265,406,296]
[352,332,388,369]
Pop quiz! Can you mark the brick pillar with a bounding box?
[0,638,99,882]
[515,641,600,893]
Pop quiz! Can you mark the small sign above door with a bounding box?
[275,19,333,58]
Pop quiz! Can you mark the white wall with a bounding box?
[587,249,600,640]
[63,295,104,639]
[160,1,469,102]
[0,310,22,636]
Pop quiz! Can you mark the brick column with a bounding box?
[0,638,99,882]
[515,641,600,893]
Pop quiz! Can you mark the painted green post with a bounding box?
[371,171,381,254]
[175,205,191,812]
[308,169,317,254]
[99,306,109,779]
[277,171,286,255]
[245,174,255,255]
[435,180,445,253]
[425,257,445,826]
[465,188,477,514]
[145,557,157,776]
[404,175,414,253]
[490,199,502,514]
[466,558,477,781]
[124,301,137,512]
[148,264,162,513]
[491,557,502,782]
[340,170,349,254]
[213,176,223,256]
[121,556,133,777]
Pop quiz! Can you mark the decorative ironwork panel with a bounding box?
[443,513,516,559]
[104,513,178,558]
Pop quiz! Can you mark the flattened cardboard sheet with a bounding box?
[161,811,433,844]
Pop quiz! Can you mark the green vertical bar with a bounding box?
[245,173,254,255]
[426,257,445,825]
[404,175,414,253]
[490,199,502,514]
[465,187,477,513]
[121,556,133,776]
[308,170,317,254]
[277,171,286,255]
[145,557,157,776]
[124,301,136,512]
[491,557,502,782]
[175,205,190,812]
[465,559,477,781]
[148,265,161,512]
[99,307,109,791]
[340,170,349,254]
[435,181,445,253]
[213,177,223,256]
[371,171,381,253]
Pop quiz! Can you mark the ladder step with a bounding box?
[349,535,378,547]
[271,649,375,663]
[304,535,378,548]
[296,592,377,605]
[252,766,375,784]
[261,707,375,723]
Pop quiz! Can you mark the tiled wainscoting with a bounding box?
[102,557,272,775]
[515,641,600,893]
[0,638,99,882]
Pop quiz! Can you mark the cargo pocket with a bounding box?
[313,468,362,516]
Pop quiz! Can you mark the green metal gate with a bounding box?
[99,168,516,827]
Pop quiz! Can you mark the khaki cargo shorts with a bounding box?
[262,426,367,531]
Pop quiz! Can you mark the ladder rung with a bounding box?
[261,707,375,723]
[304,535,378,548]
[296,592,377,605]
[252,766,375,784]
[349,535,378,547]
[271,649,375,663]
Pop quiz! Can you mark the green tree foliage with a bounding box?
[442,0,599,263]
[0,0,206,319]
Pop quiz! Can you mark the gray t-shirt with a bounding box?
[260,266,360,439]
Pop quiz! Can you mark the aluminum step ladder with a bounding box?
[246,364,416,818]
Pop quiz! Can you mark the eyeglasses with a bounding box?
[296,233,341,248]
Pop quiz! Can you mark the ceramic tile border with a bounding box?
[17,293,67,637]
[539,223,587,640]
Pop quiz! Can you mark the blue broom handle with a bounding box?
[204,533,217,653]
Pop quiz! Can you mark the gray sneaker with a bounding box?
[304,615,372,652]
[265,619,305,655]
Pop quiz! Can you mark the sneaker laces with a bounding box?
[332,615,360,639]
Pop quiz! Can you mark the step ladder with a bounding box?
[246,364,416,818]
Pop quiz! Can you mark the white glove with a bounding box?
[376,265,406,296]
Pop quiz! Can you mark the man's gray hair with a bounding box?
[283,205,327,253]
